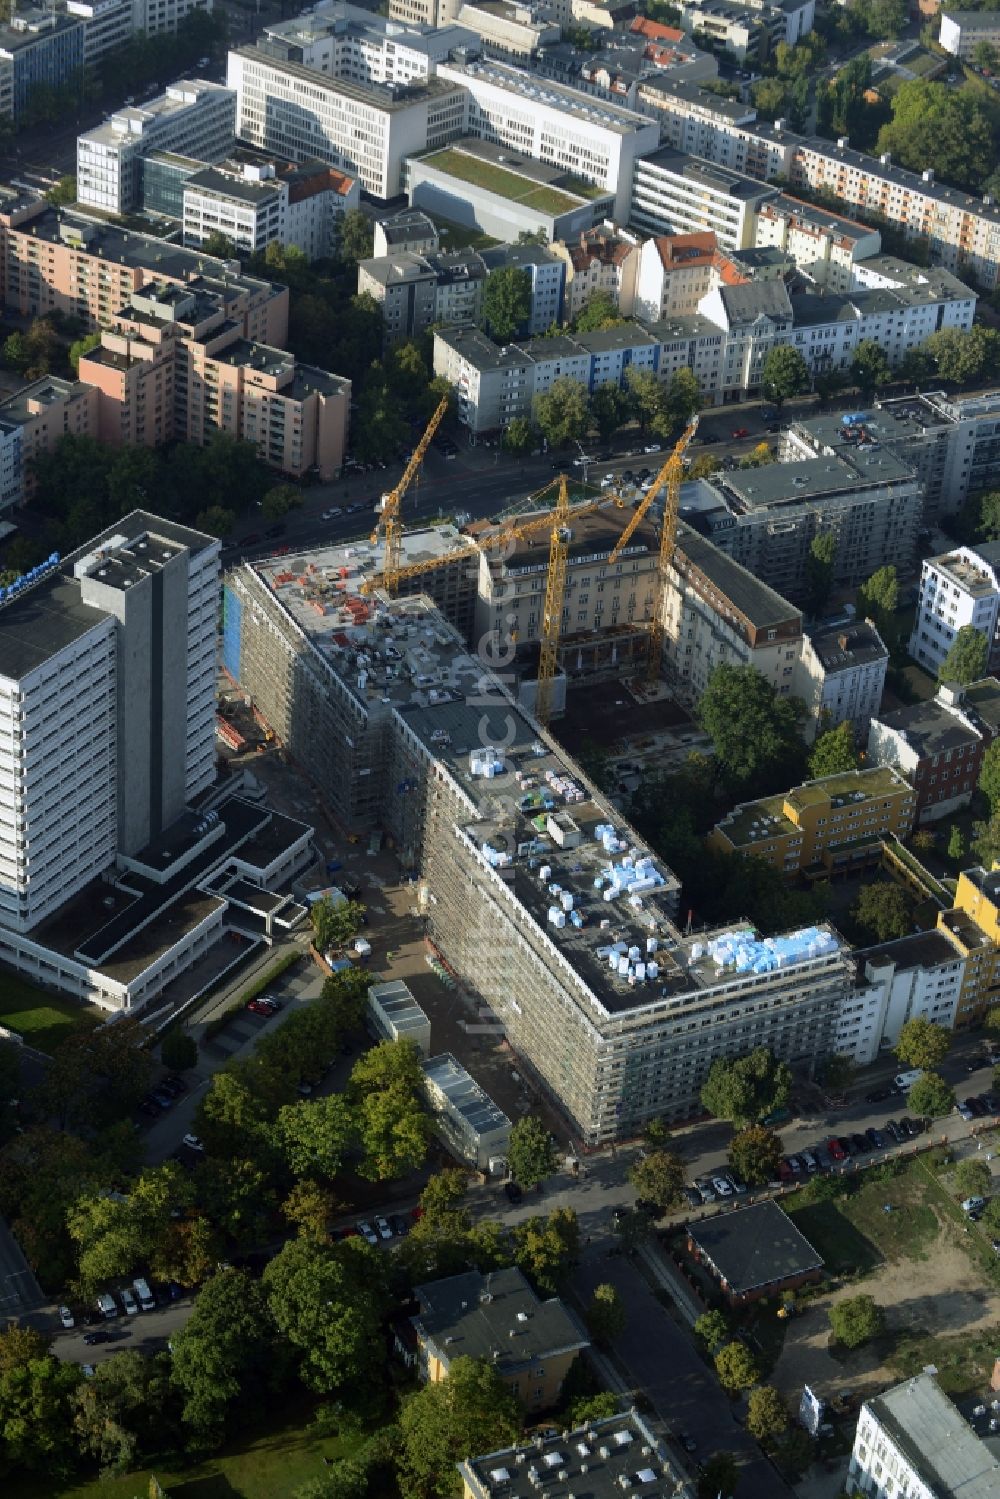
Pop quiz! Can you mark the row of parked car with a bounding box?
[137,1072,189,1118]
[956,1090,999,1122]
[353,1212,411,1245]
[685,1119,929,1204]
[58,1275,188,1335]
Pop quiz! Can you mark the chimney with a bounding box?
[880,152,891,166]
[922,168,934,184]
[837,135,849,148]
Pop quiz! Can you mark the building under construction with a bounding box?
[222,532,853,1142]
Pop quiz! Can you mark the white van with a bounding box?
[96,1292,117,1320]
[133,1277,154,1311]
[894,1068,924,1092]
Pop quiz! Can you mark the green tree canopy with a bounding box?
[533,377,589,449]
[852,881,912,942]
[589,382,630,442]
[857,564,898,643]
[729,1124,784,1186]
[746,1384,789,1443]
[828,1293,884,1349]
[895,1017,950,1071]
[45,174,76,206]
[698,1453,738,1499]
[851,339,891,396]
[72,1349,174,1476]
[482,266,531,343]
[761,346,809,407]
[507,1114,558,1187]
[697,663,806,794]
[938,625,988,685]
[170,1270,280,1447]
[805,530,837,617]
[263,1237,387,1393]
[277,1094,356,1182]
[311,896,366,954]
[955,1158,992,1199]
[574,291,625,333]
[877,80,995,193]
[349,1040,429,1181]
[160,1029,198,1073]
[948,824,966,862]
[0,1334,80,1476]
[419,1169,469,1222]
[627,1149,685,1212]
[586,1282,626,1347]
[907,1071,955,1117]
[513,1206,579,1295]
[694,1310,729,1352]
[701,1048,793,1129]
[398,1357,521,1499]
[714,1341,759,1392]
[979,740,1000,815]
[808,721,859,779]
[502,416,536,455]
[339,209,374,264]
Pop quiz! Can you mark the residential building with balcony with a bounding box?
[357,249,487,346]
[793,619,889,745]
[867,678,1000,823]
[629,148,777,250]
[752,193,881,292]
[0,376,97,509]
[836,930,967,1066]
[909,543,1000,678]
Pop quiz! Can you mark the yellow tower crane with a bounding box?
[370,394,450,594]
[607,415,699,680]
[534,474,573,726]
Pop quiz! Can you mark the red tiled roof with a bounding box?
[631,15,684,42]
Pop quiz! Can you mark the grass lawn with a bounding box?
[423,148,578,213]
[434,217,500,251]
[891,1324,1000,1399]
[0,970,100,1054]
[785,1198,881,1276]
[8,1403,371,1499]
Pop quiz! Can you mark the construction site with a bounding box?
[216,414,861,1141]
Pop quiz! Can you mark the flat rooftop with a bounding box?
[637,145,775,201]
[438,57,655,135]
[418,138,605,212]
[236,44,462,110]
[0,375,82,425]
[80,79,232,147]
[867,1374,1000,1498]
[413,1267,586,1373]
[716,766,908,849]
[713,448,913,513]
[398,694,843,1018]
[421,1052,511,1135]
[926,545,1000,599]
[874,694,982,755]
[460,1409,691,1499]
[674,522,801,632]
[858,928,965,974]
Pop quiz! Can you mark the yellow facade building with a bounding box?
[707,767,916,878]
[938,867,1000,1028]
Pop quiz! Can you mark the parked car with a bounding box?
[785,1155,804,1174]
[678,1433,697,1453]
[731,427,750,439]
[643,443,662,454]
[884,1120,902,1143]
[900,1116,921,1137]
[967,1095,985,1117]
[962,1195,987,1215]
[776,1159,794,1182]
[159,1076,186,1098]
[957,1099,975,1121]
[374,1215,393,1241]
[827,1138,847,1162]
[812,1144,832,1171]
[682,1185,703,1207]
[182,1134,205,1152]
[120,1288,138,1316]
[866,1127,885,1149]
[322,507,343,521]
[246,999,273,1016]
[83,1330,108,1345]
[58,1305,75,1329]
[840,1135,859,1157]
[865,1089,892,1103]
[725,1170,748,1195]
[851,1133,870,1153]
[389,1214,409,1236]
[800,1150,818,1173]
[980,1092,999,1113]
[133,1277,154,1311]
[357,1221,379,1246]
[712,1175,733,1197]
[695,1180,717,1203]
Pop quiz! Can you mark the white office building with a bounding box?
[131,0,212,38]
[420,1052,511,1170]
[66,0,133,65]
[182,157,359,258]
[630,147,777,249]
[255,0,472,85]
[908,543,1000,679]
[939,9,1000,58]
[847,1373,1000,1498]
[836,932,966,1067]
[228,45,466,198]
[434,57,661,223]
[77,79,236,215]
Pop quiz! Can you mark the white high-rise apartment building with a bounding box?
[847,1373,999,1497]
[908,543,1000,678]
[0,513,219,935]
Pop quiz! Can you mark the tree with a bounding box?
[160,1029,197,1073]
[507,1114,558,1187]
[972,39,999,71]
[895,1017,951,1071]
[948,825,966,862]
[263,1237,387,1394]
[502,416,536,455]
[513,1207,579,1295]
[45,174,76,206]
[694,1309,729,1352]
[419,1169,469,1221]
[852,882,912,942]
[68,1163,194,1292]
[850,339,891,397]
[574,290,624,333]
[73,1350,174,1476]
[398,1357,520,1499]
[983,1197,1000,1234]
[349,1040,429,1182]
[282,1179,339,1242]
[0,1334,81,1475]
[857,565,898,640]
[907,1071,955,1118]
[170,1269,279,1447]
[877,80,995,193]
[202,230,238,260]
[974,810,1000,869]
[955,1158,992,1199]
[984,1005,1000,1041]
[589,381,630,442]
[277,1094,355,1181]
[980,741,1000,816]
[938,625,988,685]
[261,483,302,522]
[739,441,775,469]
[627,1149,684,1212]
[701,1048,793,1129]
[68,330,101,373]
[698,1453,738,1499]
[586,1282,626,1346]
[321,967,372,1033]
[808,722,859,779]
[482,267,531,342]
[761,346,809,408]
[729,1124,784,1186]
[805,530,837,617]
[311,896,366,954]
[339,209,374,264]
[715,1341,759,1392]
[697,663,806,794]
[746,1385,788,1443]
[568,1392,621,1426]
[195,1070,276,1162]
[534,377,589,449]
[828,1293,884,1349]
